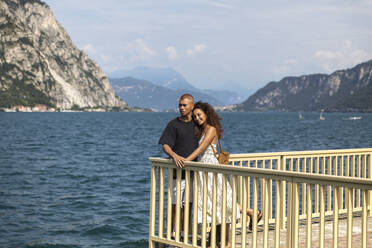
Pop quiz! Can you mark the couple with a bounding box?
[158,94,262,247]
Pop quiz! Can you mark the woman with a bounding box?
[185,101,262,247]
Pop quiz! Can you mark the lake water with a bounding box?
[1,112,372,248]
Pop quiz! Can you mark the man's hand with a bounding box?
[162,144,186,168]
[172,154,186,168]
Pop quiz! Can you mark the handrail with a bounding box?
[229,147,372,160]
[150,157,372,189]
[149,148,372,248]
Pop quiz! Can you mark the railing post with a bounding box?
[166,168,173,240]
[333,186,339,248]
[252,177,259,248]
[362,189,368,248]
[327,157,332,212]
[202,172,208,248]
[175,169,182,242]
[192,171,198,246]
[306,183,312,248]
[221,174,227,248]
[211,173,217,248]
[287,179,299,248]
[369,154,372,216]
[183,170,191,245]
[319,184,325,248]
[357,155,361,208]
[269,159,273,220]
[231,175,237,248]
[286,180,292,248]
[241,176,248,248]
[347,187,353,248]
[275,179,281,248]
[263,178,270,248]
[158,167,165,239]
[293,182,299,248]
[280,156,286,229]
[149,165,157,248]
[315,157,319,214]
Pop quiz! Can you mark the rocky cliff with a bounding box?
[236,60,372,112]
[0,0,128,110]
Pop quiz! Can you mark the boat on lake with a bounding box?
[348,116,362,120]
[320,109,325,120]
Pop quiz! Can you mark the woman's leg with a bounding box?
[225,223,230,248]
[238,203,258,218]
[213,224,231,248]
[238,203,262,230]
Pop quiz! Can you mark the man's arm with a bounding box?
[162,144,185,168]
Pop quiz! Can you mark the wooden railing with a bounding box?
[149,148,372,248]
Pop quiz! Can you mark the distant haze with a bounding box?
[44,0,372,95]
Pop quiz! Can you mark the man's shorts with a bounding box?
[172,179,194,206]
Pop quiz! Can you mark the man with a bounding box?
[158,93,199,239]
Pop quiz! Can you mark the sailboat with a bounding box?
[298,112,304,120]
[348,116,362,120]
[320,109,325,120]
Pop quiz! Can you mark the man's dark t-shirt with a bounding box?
[158,118,199,179]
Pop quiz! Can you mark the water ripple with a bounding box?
[0,112,371,248]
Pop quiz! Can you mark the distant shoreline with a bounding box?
[0,105,151,113]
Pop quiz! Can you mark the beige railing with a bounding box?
[149,148,372,248]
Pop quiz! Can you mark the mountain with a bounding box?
[236,60,372,112]
[200,89,245,106]
[109,66,244,106]
[110,77,225,111]
[0,0,129,111]
[109,67,197,91]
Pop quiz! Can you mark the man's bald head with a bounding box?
[179,94,194,104]
[178,94,194,119]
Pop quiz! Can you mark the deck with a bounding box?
[235,214,372,248]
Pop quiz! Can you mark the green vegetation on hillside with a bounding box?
[0,80,54,108]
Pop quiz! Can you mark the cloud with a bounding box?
[121,39,156,65]
[82,43,96,55]
[344,40,352,49]
[128,39,156,58]
[166,44,207,61]
[101,39,158,70]
[313,41,371,72]
[166,46,178,60]
[314,50,343,60]
[272,59,298,75]
[187,44,207,57]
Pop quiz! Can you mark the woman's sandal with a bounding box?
[249,210,263,231]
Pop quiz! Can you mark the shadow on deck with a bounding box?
[234,214,372,248]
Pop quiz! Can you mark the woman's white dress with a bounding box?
[196,137,238,224]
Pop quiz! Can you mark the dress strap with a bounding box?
[212,139,220,159]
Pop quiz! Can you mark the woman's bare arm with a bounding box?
[162,144,185,168]
[185,126,216,162]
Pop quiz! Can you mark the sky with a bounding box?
[43,0,372,96]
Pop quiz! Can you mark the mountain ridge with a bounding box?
[110,77,229,111]
[109,66,244,106]
[109,66,197,91]
[236,60,372,112]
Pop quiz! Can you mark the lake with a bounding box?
[1,112,371,248]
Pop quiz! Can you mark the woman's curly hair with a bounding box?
[193,101,223,139]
